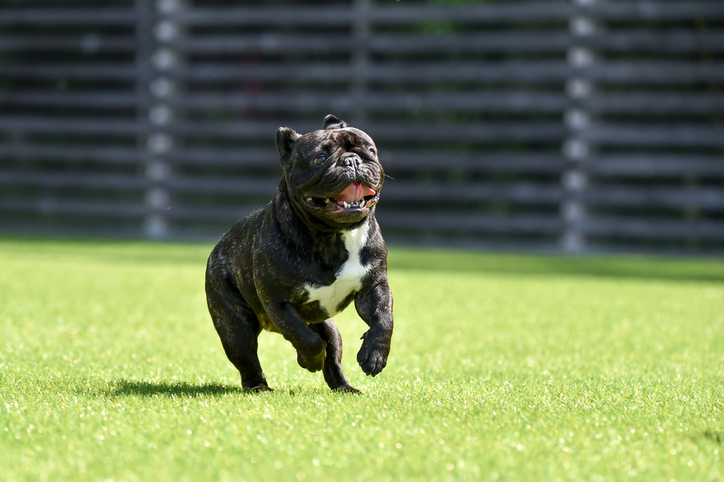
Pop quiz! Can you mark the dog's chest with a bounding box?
[303,225,370,318]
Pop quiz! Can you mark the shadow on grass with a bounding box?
[387,249,724,283]
[109,379,356,398]
[112,379,248,398]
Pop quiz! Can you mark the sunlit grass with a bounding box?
[1,237,723,480]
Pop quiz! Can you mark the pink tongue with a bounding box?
[335,182,376,203]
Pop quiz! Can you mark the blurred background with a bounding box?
[0,0,722,254]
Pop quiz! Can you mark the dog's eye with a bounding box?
[368,148,377,157]
[314,155,326,165]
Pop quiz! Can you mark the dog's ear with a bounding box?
[275,126,301,159]
[323,114,348,130]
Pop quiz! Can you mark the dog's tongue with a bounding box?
[335,182,376,203]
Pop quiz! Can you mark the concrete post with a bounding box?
[351,0,371,125]
[561,0,599,252]
[143,0,186,239]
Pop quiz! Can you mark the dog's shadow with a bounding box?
[109,379,325,398]
[112,379,247,398]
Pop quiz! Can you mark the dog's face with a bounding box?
[275,115,384,229]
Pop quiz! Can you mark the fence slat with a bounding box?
[588,61,724,83]
[146,120,567,143]
[165,30,721,55]
[583,217,724,240]
[169,35,357,55]
[364,31,724,54]
[0,144,142,165]
[385,152,566,174]
[582,124,724,147]
[0,171,279,196]
[370,3,573,23]
[163,3,573,25]
[584,186,724,210]
[583,31,724,53]
[0,116,141,135]
[0,36,136,53]
[590,156,724,177]
[378,211,564,235]
[0,198,147,218]
[0,91,139,109]
[383,181,564,204]
[0,118,563,143]
[0,8,136,25]
[585,2,724,21]
[587,93,724,114]
[164,6,355,26]
[127,91,565,114]
[0,64,137,80]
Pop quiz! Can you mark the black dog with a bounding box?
[205,115,394,392]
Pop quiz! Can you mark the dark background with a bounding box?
[1,0,723,254]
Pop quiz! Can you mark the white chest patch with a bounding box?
[304,223,370,317]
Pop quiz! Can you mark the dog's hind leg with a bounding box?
[206,274,270,391]
[311,319,359,393]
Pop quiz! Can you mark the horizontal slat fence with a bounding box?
[0,0,722,253]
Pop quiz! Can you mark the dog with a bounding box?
[205,115,393,392]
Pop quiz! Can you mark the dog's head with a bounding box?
[275,114,384,229]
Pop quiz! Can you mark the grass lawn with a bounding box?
[1,237,723,481]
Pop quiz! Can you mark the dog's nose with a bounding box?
[337,154,361,168]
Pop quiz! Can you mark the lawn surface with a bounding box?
[1,237,723,481]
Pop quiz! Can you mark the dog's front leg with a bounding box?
[265,301,327,372]
[354,280,394,377]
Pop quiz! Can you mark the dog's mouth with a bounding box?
[304,182,379,213]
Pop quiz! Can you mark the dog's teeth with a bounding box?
[325,198,331,204]
[306,197,313,202]
[343,201,349,208]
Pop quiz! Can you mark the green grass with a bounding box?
[1,237,723,481]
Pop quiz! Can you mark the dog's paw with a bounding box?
[332,384,362,394]
[297,341,326,373]
[357,335,390,377]
[244,383,274,393]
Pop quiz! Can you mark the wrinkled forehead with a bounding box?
[299,127,375,150]
[333,127,375,145]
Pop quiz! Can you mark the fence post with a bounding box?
[351,0,371,124]
[140,0,186,239]
[562,0,598,253]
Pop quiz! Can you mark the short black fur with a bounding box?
[205,115,394,392]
